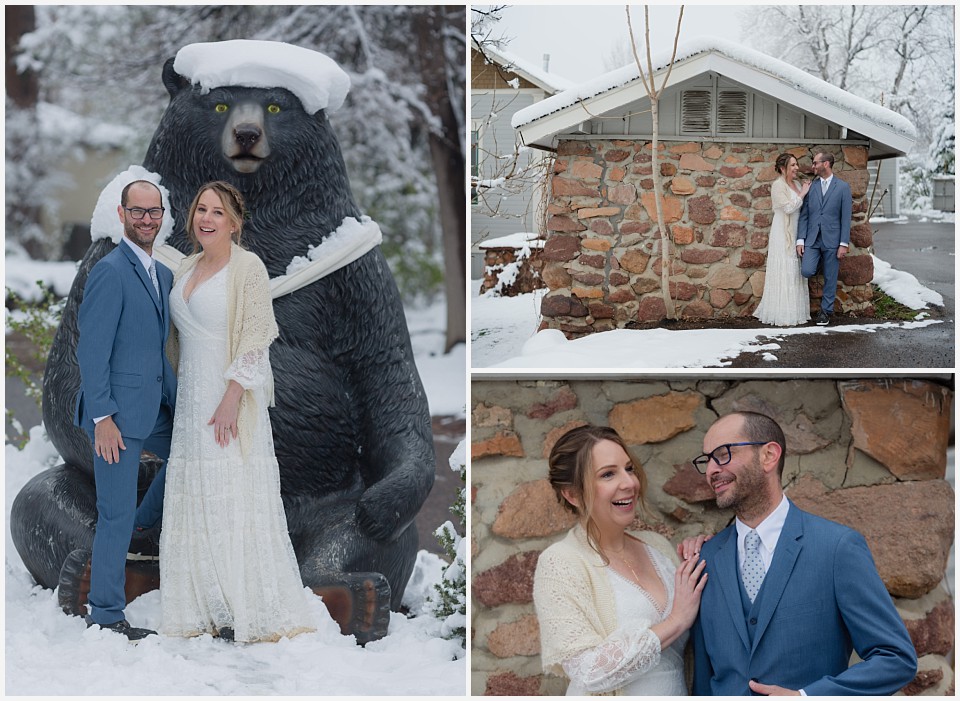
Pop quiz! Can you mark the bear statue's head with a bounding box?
[143,40,362,266]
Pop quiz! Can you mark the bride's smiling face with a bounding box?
[193,189,237,254]
[785,157,799,180]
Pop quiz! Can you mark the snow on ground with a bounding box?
[5,253,466,694]
[471,253,944,369]
[5,426,465,695]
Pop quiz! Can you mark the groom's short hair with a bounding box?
[817,151,836,168]
[731,411,787,476]
[120,179,161,207]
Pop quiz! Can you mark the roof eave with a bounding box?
[517,50,915,156]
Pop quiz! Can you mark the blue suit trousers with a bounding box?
[800,237,840,314]
[86,405,172,625]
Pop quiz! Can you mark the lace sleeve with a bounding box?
[224,347,270,391]
[560,626,662,694]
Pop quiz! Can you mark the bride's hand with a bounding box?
[677,534,711,561]
[209,381,243,448]
[669,555,708,631]
[799,180,811,197]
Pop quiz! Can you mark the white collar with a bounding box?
[820,174,833,185]
[153,215,382,299]
[121,236,155,271]
[736,494,790,556]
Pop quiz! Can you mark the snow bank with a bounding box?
[478,232,544,249]
[871,254,944,309]
[175,40,350,114]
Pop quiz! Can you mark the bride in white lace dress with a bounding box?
[160,182,314,643]
[533,426,707,695]
[754,153,813,326]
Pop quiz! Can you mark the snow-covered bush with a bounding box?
[430,439,466,652]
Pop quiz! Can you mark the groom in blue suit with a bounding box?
[797,151,852,326]
[691,411,917,695]
[73,180,177,640]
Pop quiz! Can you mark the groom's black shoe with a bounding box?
[815,310,831,326]
[85,615,156,641]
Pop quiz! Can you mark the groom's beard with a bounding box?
[124,218,160,251]
[712,454,769,518]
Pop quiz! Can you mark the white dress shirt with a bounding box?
[735,494,789,576]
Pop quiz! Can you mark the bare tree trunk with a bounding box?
[649,98,675,318]
[6,5,47,259]
[6,6,38,107]
[627,5,683,320]
[414,6,466,352]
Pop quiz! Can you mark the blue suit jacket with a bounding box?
[797,176,852,250]
[74,239,177,439]
[692,501,917,695]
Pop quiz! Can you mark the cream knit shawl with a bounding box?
[166,243,279,457]
[533,523,679,695]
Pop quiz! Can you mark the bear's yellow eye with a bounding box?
[215,104,228,113]
[267,104,281,114]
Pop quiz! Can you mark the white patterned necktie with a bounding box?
[741,529,765,603]
[148,259,160,300]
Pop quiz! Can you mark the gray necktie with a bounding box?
[741,529,765,603]
[821,178,828,196]
[148,259,160,300]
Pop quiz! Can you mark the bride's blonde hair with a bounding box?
[185,181,247,254]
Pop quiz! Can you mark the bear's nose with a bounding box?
[234,124,262,150]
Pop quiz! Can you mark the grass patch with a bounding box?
[873,292,920,320]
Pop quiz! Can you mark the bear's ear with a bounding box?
[161,57,191,98]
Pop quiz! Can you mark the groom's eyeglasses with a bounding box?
[124,206,165,220]
[691,442,767,474]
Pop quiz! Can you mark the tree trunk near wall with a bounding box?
[414,5,467,353]
[649,98,676,318]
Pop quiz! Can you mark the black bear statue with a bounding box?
[11,40,436,645]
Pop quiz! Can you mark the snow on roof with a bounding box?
[90,165,174,245]
[475,40,574,94]
[174,40,350,114]
[511,37,916,141]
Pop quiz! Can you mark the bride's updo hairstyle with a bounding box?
[774,152,795,176]
[547,424,647,561]
[185,180,247,253]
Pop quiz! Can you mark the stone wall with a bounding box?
[470,377,954,695]
[480,245,546,296]
[540,140,874,336]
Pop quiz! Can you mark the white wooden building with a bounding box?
[470,41,571,278]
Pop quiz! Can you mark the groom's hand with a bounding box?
[836,246,848,260]
[796,244,804,257]
[94,416,126,464]
[749,679,800,695]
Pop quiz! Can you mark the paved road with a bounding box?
[715,218,955,369]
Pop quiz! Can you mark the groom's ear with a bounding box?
[760,442,782,474]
